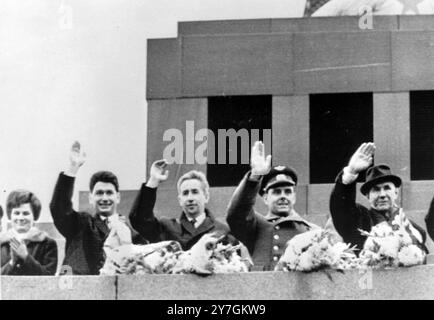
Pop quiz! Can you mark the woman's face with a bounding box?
[10,203,34,233]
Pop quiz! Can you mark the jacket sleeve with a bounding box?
[409,219,428,251]
[18,239,58,275]
[329,170,366,247]
[425,196,434,242]
[129,183,164,243]
[49,173,80,239]
[226,172,260,253]
[1,261,14,275]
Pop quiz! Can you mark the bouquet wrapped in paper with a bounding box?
[100,232,252,275]
[173,233,252,275]
[358,209,426,268]
[275,229,359,272]
[100,241,183,275]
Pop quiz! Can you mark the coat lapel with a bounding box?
[181,210,216,236]
[180,214,196,235]
[195,216,215,235]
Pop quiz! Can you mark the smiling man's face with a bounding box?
[89,182,120,217]
[263,185,296,217]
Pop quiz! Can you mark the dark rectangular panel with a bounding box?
[310,92,373,184]
[182,34,293,97]
[178,19,271,36]
[207,95,272,187]
[410,91,434,180]
[294,31,391,94]
[392,31,434,91]
[147,38,181,99]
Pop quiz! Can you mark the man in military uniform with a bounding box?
[226,141,318,271]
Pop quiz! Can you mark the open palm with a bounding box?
[70,141,86,168]
[251,141,272,176]
[348,142,375,174]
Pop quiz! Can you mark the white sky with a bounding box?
[0,0,306,223]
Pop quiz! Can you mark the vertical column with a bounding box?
[272,95,309,215]
[147,98,208,187]
[272,95,310,183]
[373,92,410,181]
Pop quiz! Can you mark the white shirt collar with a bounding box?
[187,212,206,228]
[100,212,120,225]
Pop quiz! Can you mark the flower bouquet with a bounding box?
[172,233,252,275]
[100,233,251,275]
[275,228,359,272]
[99,241,183,275]
[358,210,426,268]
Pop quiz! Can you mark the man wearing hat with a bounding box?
[330,142,426,252]
[226,141,318,271]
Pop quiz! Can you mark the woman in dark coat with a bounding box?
[1,190,57,275]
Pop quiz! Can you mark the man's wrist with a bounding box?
[342,166,359,184]
[146,177,160,188]
[249,171,262,181]
[64,165,80,177]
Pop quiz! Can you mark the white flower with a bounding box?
[362,236,378,252]
[377,237,400,259]
[398,245,425,267]
[297,252,316,271]
[288,229,324,255]
[370,222,393,237]
[396,230,413,246]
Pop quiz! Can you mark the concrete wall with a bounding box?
[148,16,434,100]
[3,264,434,300]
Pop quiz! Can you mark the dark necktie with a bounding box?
[190,218,197,228]
[103,218,110,230]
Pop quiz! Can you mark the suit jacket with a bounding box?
[49,173,145,275]
[0,228,58,275]
[129,184,230,250]
[424,196,434,241]
[226,172,319,271]
[330,170,427,252]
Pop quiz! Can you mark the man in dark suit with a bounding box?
[330,142,427,253]
[226,141,318,271]
[129,159,230,250]
[50,141,143,275]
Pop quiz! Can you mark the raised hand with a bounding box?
[65,141,87,176]
[250,141,272,177]
[70,141,86,168]
[10,237,28,261]
[146,159,169,188]
[348,142,375,174]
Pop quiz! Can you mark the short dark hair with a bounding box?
[89,171,119,192]
[6,190,42,220]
